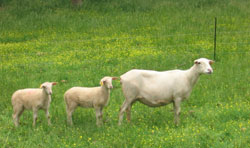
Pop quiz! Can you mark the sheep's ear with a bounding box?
[40,84,45,88]
[112,77,118,80]
[100,80,105,86]
[194,60,200,64]
[52,82,57,85]
[209,60,214,65]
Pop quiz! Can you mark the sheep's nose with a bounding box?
[109,86,113,89]
[207,69,213,74]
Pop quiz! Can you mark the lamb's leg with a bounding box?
[126,104,132,123]
[173,98,181,126]
[13,105,24,127]
[65,98,77,126]
[66,107,76,125]
[33,108,38,127]
[118,100,131,125]
[45,109,51,126]
[95,107,103,126]
[100,108,103,123]
[16,108,24,126]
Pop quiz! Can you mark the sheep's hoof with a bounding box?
[174,122,180,127]
[96,123,103,127]
[174,120,180,127]
[67,123,73,126]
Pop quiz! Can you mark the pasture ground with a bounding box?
[0,0,249,147]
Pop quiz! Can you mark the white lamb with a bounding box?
[64,76,117,126]
[118,58,214,125]
[11,82,57,127]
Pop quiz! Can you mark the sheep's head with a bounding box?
[100,77,118,89]
[194,58,214,74]
[40,82,57,95]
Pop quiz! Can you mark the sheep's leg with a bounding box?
[173,98,181,126]
[16,108,24,126]
[45,109,51,126]
[118,100,131,125]
[100,109,103,123]
[13,106,24,127]
[66,105,76,126]
[32,108,38,127]
[67,109,74,126]
[13,114,19,127]
[126,104,132,123]
[12,107,19,127]
[95,107,103,126]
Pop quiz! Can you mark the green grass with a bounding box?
[0,0,249,147]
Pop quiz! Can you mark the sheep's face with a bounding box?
[40,82,57,95]
[100,77,118,89]
[194,58,214,74]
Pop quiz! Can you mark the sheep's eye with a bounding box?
[195,61,201,65]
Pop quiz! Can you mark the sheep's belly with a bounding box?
[78,101,93,108]
[138,98,173,107]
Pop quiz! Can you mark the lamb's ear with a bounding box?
[112,77,118,80]
[209,60,214,65]
[40,84,45,88]
[194,60,200,64]
[52,82,57,85]
[100,80,105,86]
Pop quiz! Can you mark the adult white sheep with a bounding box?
[118,58,214,125]
[64,76,117,126]
[11,82,57,127]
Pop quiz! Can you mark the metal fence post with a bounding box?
[214,17,217,61]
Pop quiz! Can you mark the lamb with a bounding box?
[64,76,117,126]
[11,82,57,127]
[118,58,214,125]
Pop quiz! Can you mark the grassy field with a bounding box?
[0,0,249,147]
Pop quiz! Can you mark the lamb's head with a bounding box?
[100,77,118,89]
[194,58,214,74]
[40,82,57,95]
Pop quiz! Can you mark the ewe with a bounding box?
[118,58,214,125]
[12,82,57,127]
[64,76,117,126]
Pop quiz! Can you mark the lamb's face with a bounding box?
[194,58,214,74]
[100,77,118,89]
[40,82,57,95]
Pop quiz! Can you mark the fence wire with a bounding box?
[0,30,249,44]
[0,30,249,70]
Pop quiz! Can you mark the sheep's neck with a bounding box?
[42,90,51,104]
[101,86,110,98]
[186,65,200,89]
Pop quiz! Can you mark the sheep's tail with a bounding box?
[64,93,69,108]
[119,77,123,85]
[111,77,122,90]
